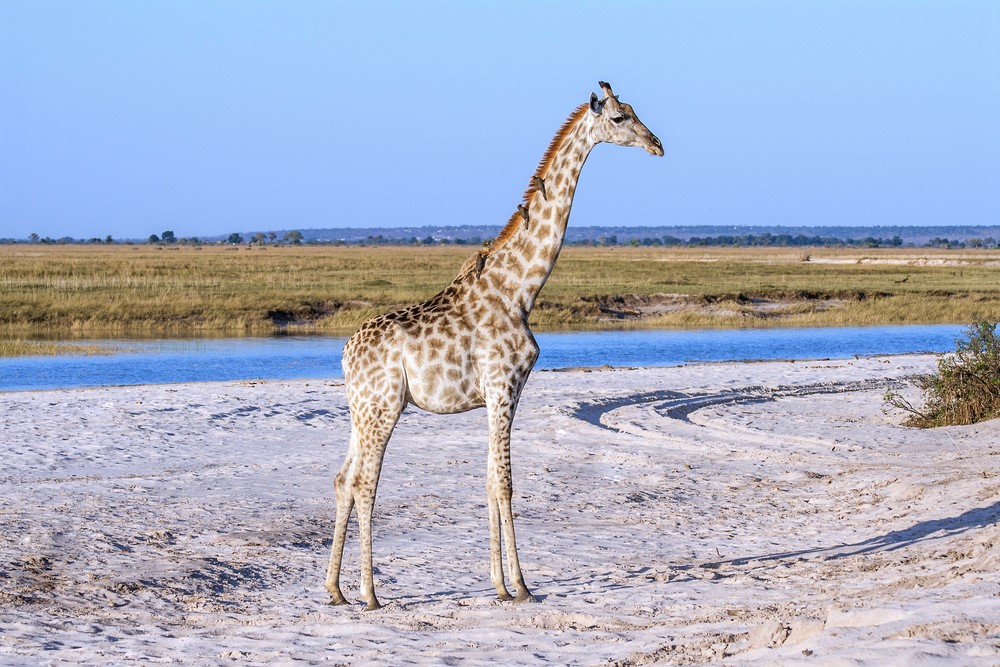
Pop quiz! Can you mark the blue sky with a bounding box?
[1,1,997,240]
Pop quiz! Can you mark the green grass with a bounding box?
[1,244,999,347]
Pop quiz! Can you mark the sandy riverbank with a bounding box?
[1,356,998,665]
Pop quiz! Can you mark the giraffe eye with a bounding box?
[611,115,627,124]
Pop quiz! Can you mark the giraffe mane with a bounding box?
[487,102,589,254]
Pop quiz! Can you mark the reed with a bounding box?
[1,244,998,342]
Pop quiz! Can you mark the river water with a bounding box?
[0,324,964,392]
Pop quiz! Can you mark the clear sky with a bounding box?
[1,1,998,240]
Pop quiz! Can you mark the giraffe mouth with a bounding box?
[646,135,664,156]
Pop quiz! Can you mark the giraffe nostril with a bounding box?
[652,135,661,147]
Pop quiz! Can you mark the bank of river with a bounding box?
[0,324,965,392]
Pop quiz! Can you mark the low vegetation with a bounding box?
[0,340,121,357]
[885,321,1000,427]
[1,245,998,343]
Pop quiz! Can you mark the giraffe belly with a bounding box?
[402,358,484,415]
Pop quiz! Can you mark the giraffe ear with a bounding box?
[589,92,606,116]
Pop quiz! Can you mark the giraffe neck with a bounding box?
[485,106,597,317]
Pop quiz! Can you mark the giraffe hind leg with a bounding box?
[327,400,402,610]
[325,441,357,605]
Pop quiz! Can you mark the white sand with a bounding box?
[1,355,998,665]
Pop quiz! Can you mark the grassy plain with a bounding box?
[1,244,999,345]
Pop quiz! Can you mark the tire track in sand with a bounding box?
[572,377,908,435]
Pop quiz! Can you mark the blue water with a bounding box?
[0,325,965,392]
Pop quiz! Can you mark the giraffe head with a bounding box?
[588,81,664,156]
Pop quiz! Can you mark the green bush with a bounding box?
[885,321,1000,427]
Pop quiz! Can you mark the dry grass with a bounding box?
[1,244,999,341]
[0,340,122,357]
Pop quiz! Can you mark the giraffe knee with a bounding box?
[334,470,354,503]
[488,477,513,502]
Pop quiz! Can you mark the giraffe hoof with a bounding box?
[327,586,349,606]
[495,591,514,602]
[363,597,383,611]
[514,590,538,604]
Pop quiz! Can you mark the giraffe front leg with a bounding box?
[486,397,537,604]
[487,483,513,601]
[496,485,536,603]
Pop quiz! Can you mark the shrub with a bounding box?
[885,321,1000,427]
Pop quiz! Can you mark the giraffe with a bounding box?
[325,81,663,610]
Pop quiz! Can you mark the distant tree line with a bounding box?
[4,230,998,249]
[310,233,998,249]
[145,230,304,246]
[1,230,309,246]
[569,233,908,248]
[351,234,487,246]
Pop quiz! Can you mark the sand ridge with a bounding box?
[1,355,998,664]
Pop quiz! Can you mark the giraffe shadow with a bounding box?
[388,588,550,610]
[673,500,1000,579]
[527,503,1000,597]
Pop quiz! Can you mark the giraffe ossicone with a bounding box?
[325,81,663,610]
